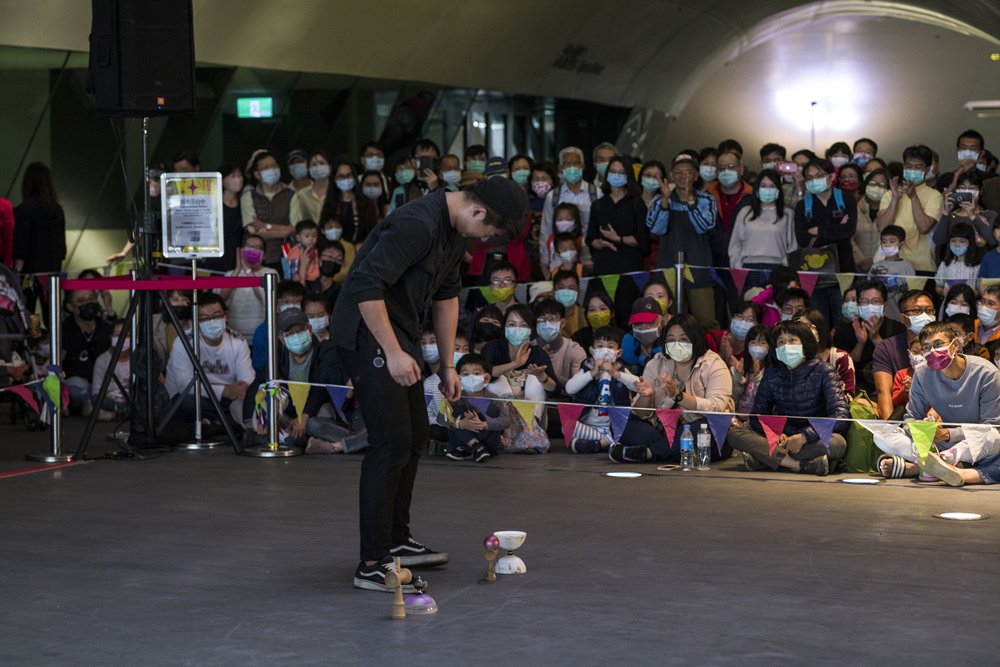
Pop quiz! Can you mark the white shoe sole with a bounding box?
[353,577,418,593]
[922,453,965,487]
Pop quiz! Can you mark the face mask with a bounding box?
[259,167,281,186]
[956,188,980,202]
[555,219,576,233]
[362,185,383,200]
[532,181,552,198]
[491,287,515,304]
[748,344,769,361]
[289,163,308,180]
[537,321,561,343]
[421,344,440,364]
[758,187,779,204]
[859,304,884,321]
[453,351,465,367]
[717,169,739,188]
[364,155,385,171]
[78,303,100,321]
[511,169,530,186]
[842,301,860,320]
[475,321,501,342]
[780,313,794,322]
[554,289,578,308]
[730,318,753,340]
[593,346,618,363]
[839,180,860,193]
[641,176,660,192]
[505,326,532,347]
[395,168,415,185]
[910,352,927,371]
[595,162,610,178]
[762,162,777,171]
[957,149,979,162]
[310,164,331,181]
[284,330,312,355]
[881,243,900,257]
[924,344,954,372]
[309,316,329,334]
[606,173,628,188]
[441,170,461,186]
[111,335,131,352]
[171,304,191,321]
[830,156,850,169]
[950,243,968,257]
[587,311,612,329]
[907,312,934,335]
[467,159,486,174]
[334,177,355,192]
[324,227,343,242]
[978,305,998,327]
[654,298,670,315]
[945,303,971,317]
[461,374,486,393]
[776,344,805,369]
[866,184,887,201]
[561,167,583,185]
[853,153,873,167]
[320,261,342,278]
[224,175,244,193]
[633,328,659,346]
[278,303,297,313]
[902,168,925,185]
[241,247,264,265]
[666,341,693,362]
[699,165,717,182]
[977,163,989,173]
[199,318,226,341]
[558,249,578,264]
[806,177,829,195]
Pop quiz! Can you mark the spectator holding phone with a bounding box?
[875,145,944,273]
[933,170,997,261]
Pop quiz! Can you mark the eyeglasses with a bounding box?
[490,278,516,287]
[902,307,936,316]
[200,312,226,322]
[732,314,756,323]
[537,315,562,323]
[858,298,885,306]
[979,298,1000,309]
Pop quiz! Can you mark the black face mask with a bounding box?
[171,304,191,321]
[78,303,101,322]
[320,261,342,278]
[475,321,502,342]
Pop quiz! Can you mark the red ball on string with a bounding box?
[484,534,500,550]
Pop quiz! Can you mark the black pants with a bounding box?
[336,330,429,563]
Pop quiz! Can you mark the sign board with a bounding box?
[237,97,273,118]
[160,172,224,259]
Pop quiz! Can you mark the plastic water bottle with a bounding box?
[696,424,711,471]
[680,425,694,471]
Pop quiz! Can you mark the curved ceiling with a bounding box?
[1,0,998,118]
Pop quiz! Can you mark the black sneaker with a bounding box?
[570,438,603,454]
[741,451,765,471]
[353,557,420,593]
[445,449,471,461]
[472,444,492,463]
[390,537,450,567]
[799,454,830,477]
[608,443,648,463]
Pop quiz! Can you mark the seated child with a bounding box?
[284,219,321,289]
[564,326,638,453]
[734,324,769,414]
[549,232,582,278]
[544,203,582,279]
[946,313,990,361]
[869,225,914,319]
[425,329,471,445]
[442,353,511,463]
[749,265,799,327]
[91,318,131,421]
[534,298,586,396]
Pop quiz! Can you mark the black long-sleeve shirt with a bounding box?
[331,190,464,359]
[13,199,66,273]
[793,189,857,273]
[586,194,649,275]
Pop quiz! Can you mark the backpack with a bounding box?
[803,188,845,220]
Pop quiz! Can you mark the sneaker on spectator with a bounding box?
[608,443,649,463]
[353,557,420,593]
[472,443,491,463]
[922,452,965,487]
[446,448,471,461]
[799,454,829,476]
[390,537,450,567]
[741,451,765,471]
[570,439,603,454]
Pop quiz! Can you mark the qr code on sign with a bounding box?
[190,233,200,243]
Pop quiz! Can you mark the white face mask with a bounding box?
[460,374,486,393]
[593,346,618,363]
[666,341,693,362]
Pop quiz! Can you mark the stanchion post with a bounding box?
[675,251,685,314]
[26,274,72,462]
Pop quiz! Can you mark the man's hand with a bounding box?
[289,414,308,439]
[933,425,951,444]
[888,176,902,200]
[421,169,439,191]
[438,366,461,402]
[386,349,421,387]
[785,433,806,455]
[222,381,249,401]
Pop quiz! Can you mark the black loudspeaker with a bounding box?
[86,0,196,116]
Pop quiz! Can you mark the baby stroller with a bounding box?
[0,263,44,431]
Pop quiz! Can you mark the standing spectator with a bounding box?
[854,169,890,270]
[241,151,294,268]
[13,162,66,320]
[934,223,981,295]
[728,168,797,291]
[290,151,331,225]
[285,149,311,192]
[875,145,944,273]
[539,147,598,273]
[586,155,650,278]
[202,162,245,273]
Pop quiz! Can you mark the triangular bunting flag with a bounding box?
[730,268,749,296]
[683,265,694,283]
[513,400,536,427]
[909,421,938,464]
[706,413,734,456]
[326,385,350,422]
[836,273,855,294]
[632,271,650,292]
[655,408,682,444]
[600,274,620,300]
[709,267,725,289]
[556,403,585,448]
[479,285,497,305]
[663,269,678,303]
[465,396,491,416]
[439,399,456,426]
[424,392,434,407]
[287,382,310,418]
[807,418,837,451]
[2,384,39,414]
[798,272,819,295]
[42,372,62,413]
[609,406,630,441]
[758,415,788,456]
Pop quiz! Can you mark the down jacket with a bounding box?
[750,358,850,442]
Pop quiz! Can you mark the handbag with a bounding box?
[843,390,880,473]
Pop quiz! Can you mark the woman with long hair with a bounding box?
[13,162,66,321]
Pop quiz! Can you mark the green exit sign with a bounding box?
[236,97,273,118]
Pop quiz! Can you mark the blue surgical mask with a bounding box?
[334,177,355,192]
[364,155,385,171]
[729,318,753,340]
[853,153,873,167]
[362,185,383,200]
[902,168,925,185]
[859,304,883,321]
[606,173,628,188]
[395,168,415,185]
[289,163,308,180]
[441,170,461,185]
[467,159,486,174]
[978,305,998,328]
[717,169,740,188]
[561,167,583,185]
[284,331,312,355]
[537,321,562,343]
[699,165,717,182]
[505,326,532,347]
[511,169,530,185]
[421,344,440,364]
[640,176,660,192]
[806,177,829,195]
[554,289,578,308]
[308,316,329,334]
[842,301,860,320]
[309,164,331,180]
[278,303,297,313]
[950,243,968,257]
[259,168,281,186]
[461,374,486,393]
[776,344,805,369]
[957,149,979,163]
[758,187,780,204]
[595,162,610,178]
[453,351,465,367]
[199,318,226,341]
[748,344,769,361]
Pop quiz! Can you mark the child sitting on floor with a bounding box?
[563,326,638,453]
[441,352,510,463]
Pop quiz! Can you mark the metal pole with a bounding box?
[245,272,302,457]
[27,274,72,462]
[140,117,155,448]
[675,251,685,315]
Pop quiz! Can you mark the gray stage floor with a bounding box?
[2,418,999,666]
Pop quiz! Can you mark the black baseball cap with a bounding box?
[472,176,529,226]
[276,307,309,334]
